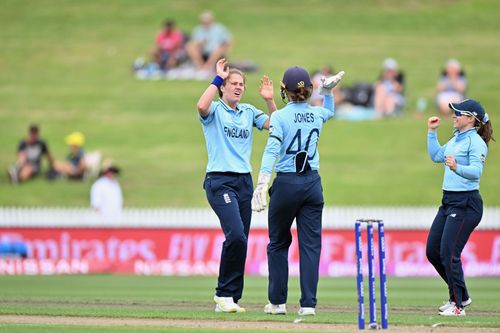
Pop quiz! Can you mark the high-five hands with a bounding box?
[259,75,274,101]
[216,58,229,79]
[319,70,346,96]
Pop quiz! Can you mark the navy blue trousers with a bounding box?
[267,171,324,308]
[204,172,253,302]
[426,190,483,307]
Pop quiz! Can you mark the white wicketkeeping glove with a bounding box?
[251,173,271,212]
[319,70,346,96]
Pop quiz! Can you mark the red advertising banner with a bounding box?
[1,228,499,276]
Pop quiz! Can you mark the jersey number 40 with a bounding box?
[285,128,320,160]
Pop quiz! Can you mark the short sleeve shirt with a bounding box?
[199,99,268,173]
[18,139,49,168]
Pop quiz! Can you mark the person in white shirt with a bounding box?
[90,165,123,223]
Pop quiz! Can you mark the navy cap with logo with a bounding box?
[449,99,487,123]
[281,66,312,91]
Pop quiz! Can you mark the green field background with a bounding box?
[0,275,499,330]
[0,0,499,207]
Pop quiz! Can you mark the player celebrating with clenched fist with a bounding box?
[426,99,494,316]
[197,58,277,313]
[251,66,344,316]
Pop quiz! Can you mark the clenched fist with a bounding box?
[428,116,441,130]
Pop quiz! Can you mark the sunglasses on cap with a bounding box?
[454,110,483,124]
[454,110,473,117]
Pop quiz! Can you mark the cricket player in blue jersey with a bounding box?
[251,66,345,316]
[197,58,277,313]
[426,99,494,316]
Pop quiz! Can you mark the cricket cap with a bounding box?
[449,99,487,122]
[281,66,312,91]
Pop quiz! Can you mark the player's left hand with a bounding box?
[251,173,271,212]
[319,70,345,96]
[445,155,457,171]
[259,75,274,101]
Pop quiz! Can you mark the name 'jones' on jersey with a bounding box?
[294,112,315,123]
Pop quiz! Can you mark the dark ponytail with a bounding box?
[476,120,495,146]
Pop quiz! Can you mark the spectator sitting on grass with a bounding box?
[185,11,232,73]
[374,58,405,117]
[151,19,185,71]
[53,131,87,180]
[7,124,54,184]
[436,59,467,116]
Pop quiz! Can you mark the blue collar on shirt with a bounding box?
[453,127,477,141]
[219,98,240,113]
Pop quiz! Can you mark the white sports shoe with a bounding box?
[439,305,465,316]
[438,298,472,312]
[263,303,287,315]
[213,296,246,313]
[298,307,316,316]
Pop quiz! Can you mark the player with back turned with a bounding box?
[197,58,276,313]
[426,99,494,316]
[252,66,345,316]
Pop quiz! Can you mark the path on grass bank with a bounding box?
[1,315,499,333]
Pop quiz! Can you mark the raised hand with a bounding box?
[319,70,345,95]
[259,75,274,101]
[215,58,229,79]
[428,116,441,130]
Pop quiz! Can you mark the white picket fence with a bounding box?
[0,206,499,230]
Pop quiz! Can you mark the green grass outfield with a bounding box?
[0,275,499,332]
[1,0,499,207]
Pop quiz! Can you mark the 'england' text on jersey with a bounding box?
[224,126,250,139]
[294,113,315,123]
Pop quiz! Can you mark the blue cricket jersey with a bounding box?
[428,128,488,191]
[260,95,334,174]
[200,99,269,173]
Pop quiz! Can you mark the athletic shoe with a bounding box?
[438,298,472,312]
[263,303,287,315]
[213,296,245,313]
[214,303,246,313]
[439,306,465,316]
[297,307,316,316]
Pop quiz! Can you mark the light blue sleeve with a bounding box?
[427,131,446,163]
[321,95,335,122]
[260,114,282,175]
[252,105,269,131]
[199,101,216,125]
[454,138,487,180]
